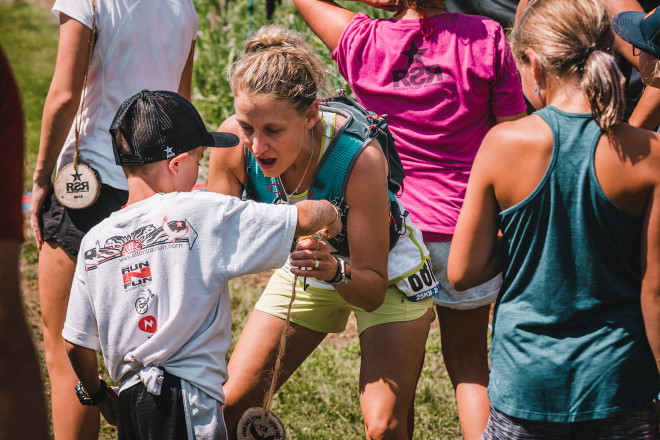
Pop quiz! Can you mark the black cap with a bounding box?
[110,90,239,166]
[613,8,660,59]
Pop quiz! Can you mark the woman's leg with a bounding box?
[223,310,327,437]
[39,241,100,439]
[436,304,491,440]
[359,308,432,440]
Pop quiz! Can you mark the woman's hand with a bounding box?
[290,237,338,282]
[29,177,52,250]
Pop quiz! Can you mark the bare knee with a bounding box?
[365,416,403,440]
[363,403,409,440]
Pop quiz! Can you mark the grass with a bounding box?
[0,1,59,190]
[3,0,463,437]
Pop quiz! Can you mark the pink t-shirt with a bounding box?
[333,12,526,241]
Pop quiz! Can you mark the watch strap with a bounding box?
[75,378,108,406]
[326,257,351,288]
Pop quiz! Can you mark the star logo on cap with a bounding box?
[71,170,83,181]
[164,146,174,158]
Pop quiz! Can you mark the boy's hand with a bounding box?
[321,209,343,239]
[98,397,118,426]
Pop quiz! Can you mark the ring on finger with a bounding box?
[314,259,320,269]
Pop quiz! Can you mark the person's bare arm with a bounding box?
[294,199,343,238]
[628,86,660,130]
[447,130,507,291]
[178,40,196,101]
[207,115,246,198]
[64,341,117,425]
[292,0,357,51]
[30,14,91,248]
[0,241,49,439]
[603,0,644,68]
[515,0,528,22]
[291,140,389,311]
[641,159,660,375]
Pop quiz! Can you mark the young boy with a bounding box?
[62,90,341,440]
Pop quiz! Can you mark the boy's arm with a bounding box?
[294,199,342,238]
[64,341,117,425]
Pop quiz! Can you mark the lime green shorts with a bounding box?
[254,272,433,335]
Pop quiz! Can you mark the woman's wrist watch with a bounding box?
[326,257,351,287]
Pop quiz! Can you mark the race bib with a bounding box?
[395,258,441,302]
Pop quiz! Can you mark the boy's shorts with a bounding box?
[118,371,188,440]
[255,271,433,335]
[426,241,501,310]
[41,184,128,256]
[482,404,660,440]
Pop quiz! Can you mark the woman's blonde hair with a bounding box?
[510,0,625,131]
[230,24,326,113]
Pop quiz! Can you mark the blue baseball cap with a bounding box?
[613,8,660,58]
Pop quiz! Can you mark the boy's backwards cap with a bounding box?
[613,8,660,59]
[110,89,239,166]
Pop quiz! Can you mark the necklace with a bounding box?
[280,130,314,201]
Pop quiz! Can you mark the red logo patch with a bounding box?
[138,316,157,333]
[122,240,142,256]
[122,266,152,285]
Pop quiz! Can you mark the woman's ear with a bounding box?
[168,152,189,175]
[304,100,320,130]
[525,48,545,90]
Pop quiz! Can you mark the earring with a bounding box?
[534,85,539,94]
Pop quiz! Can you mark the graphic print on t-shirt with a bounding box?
[83,217,198,271]
[392,40,443,89]
[138,315,157,333]
[122,260,152,290]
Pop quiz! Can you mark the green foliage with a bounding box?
[191,0,390,131]
[0,2,59,191]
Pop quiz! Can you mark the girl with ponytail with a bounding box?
[448,0,660,437]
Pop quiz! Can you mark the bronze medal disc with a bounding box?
[53,162,100,209]
[235,407,285,440]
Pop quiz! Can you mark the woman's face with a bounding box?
[234,92,315,178]
[639,51,660,89]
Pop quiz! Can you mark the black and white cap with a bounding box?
[110,89,239,166]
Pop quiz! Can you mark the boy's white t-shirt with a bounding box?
[51,0,198,190]
[63,192,297,403]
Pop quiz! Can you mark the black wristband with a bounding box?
[325,258,342,283]
[75,378,108,406]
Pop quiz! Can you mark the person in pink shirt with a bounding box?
[293,1,526,438]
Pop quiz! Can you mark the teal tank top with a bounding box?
[490,106,660,422]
